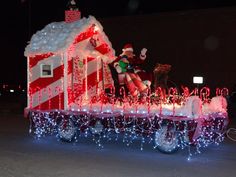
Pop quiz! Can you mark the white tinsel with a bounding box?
[25,16,115,57]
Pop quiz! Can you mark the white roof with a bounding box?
[25,16,115,57]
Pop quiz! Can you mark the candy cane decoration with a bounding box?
[200,87,210,102]
[181,86,190,100]
[109,85,115,112]
[168,87,177,99]
[189,87,199,96]
[221,87,229,97]
[155,87,163,115]
[221,87,229,110]
[216,87,221,96]
[119,86,126,112]
[87,85,97,107]
[168,87,177,116]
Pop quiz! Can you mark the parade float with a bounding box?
[24,1,229,156]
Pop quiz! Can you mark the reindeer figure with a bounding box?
[153,63,171,91]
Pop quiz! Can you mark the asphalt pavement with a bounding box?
[0,101,236,177]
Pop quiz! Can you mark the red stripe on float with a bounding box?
[87,57,96,63]
[67,59,73,74]
[73,26,96,44]
[87,68,103,89]
[95,43,110,55]
[29,53,54,68]
[30,65,64,95]
[33,93,64,110]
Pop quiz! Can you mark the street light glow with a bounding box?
[193,76,203,84]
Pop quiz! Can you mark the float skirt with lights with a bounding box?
[26,87,229,155]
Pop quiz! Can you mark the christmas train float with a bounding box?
[24,9,229,155]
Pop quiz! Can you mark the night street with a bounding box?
[1,1,236,177]
[0,104,236,177]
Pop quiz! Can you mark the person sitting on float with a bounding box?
[112,43,152,97]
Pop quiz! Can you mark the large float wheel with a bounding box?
[89,120,105,135]
[154,121,179,154]
[57,118,77,142]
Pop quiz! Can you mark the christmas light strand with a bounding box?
[25,86,231,158]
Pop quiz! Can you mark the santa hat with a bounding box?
[122,43,133,52]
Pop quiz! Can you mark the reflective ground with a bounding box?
[0,97,236,177]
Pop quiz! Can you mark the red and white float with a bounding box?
[24,9,229,156]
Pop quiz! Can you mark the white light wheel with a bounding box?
[90,120,105,135]
[57,119,77,142]
[154,124,179,154]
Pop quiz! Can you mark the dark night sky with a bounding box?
[1,0,236,86]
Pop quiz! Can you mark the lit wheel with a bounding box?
[89,120,105,135]
[57,119,77,142]
[154,124,179,154]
